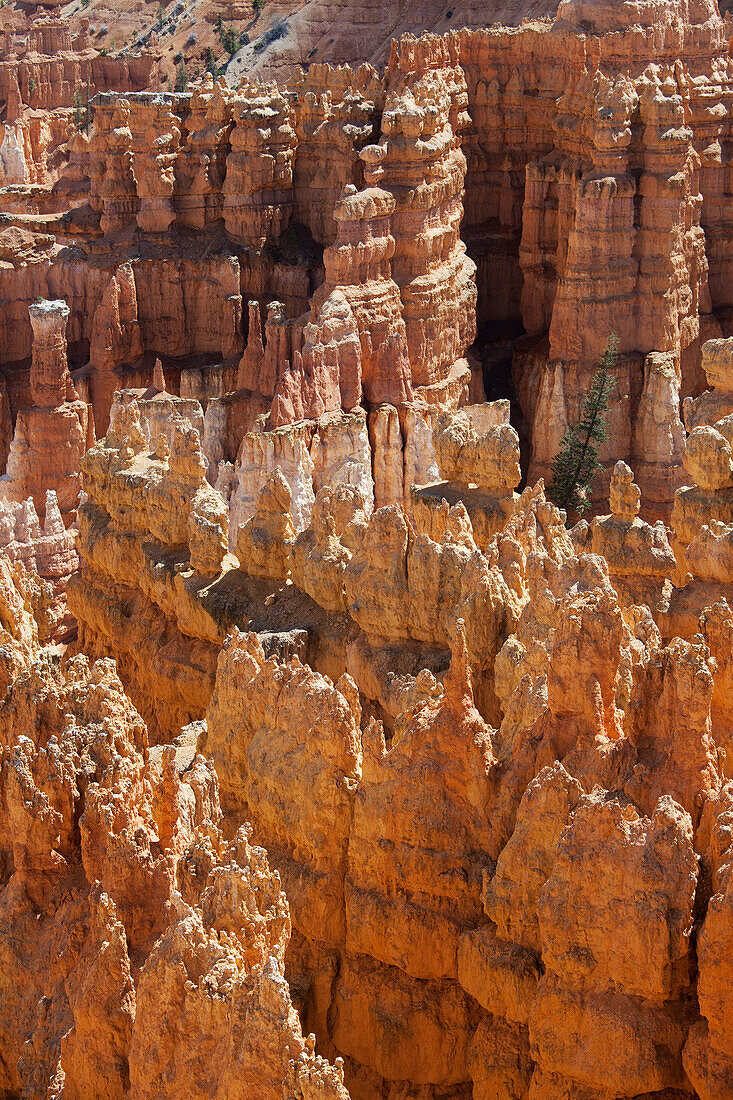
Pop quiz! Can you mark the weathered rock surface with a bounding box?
[53,325,733,1096]
[1,299,94,523]
[412,405,522,549]
[4,0,733,529]
[585,460,676,614]
[0,649,347,1099]
[0,491,77,642]
[11,4,733,1099]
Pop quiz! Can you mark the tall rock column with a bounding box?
[1,300,94,521]
[223,82,296,249]
[634,68,710,389]
[380,69,477,400]
[29,298,74,408]
[88,96,113,220]
[528,360,569,485]
[89,96,138,236]
[130,95,181,235]
[89,263,143,434]
[176,76,233,231]
[292,70,379,245]
[519,162,576,337]
[546,71,639,365]
[632,351,687,521]
[270,141,417,425]
[520,70,639,489]
[237,300,265,392]
[313,143,413,407]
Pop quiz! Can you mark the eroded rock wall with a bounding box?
[9,7,733,1099]
[62,389,733,1096]
[193,474,733,1099]
[0,641,347,1099]
[6,6,733,522]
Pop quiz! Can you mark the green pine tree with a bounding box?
[204,46,218,76]
[174,60,188,90]
[546,333,618,519]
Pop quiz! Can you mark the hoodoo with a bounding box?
[1,299,93,522]
[3,0,733,1096]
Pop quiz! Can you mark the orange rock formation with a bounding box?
[7,1,733,1096]
[1,298,94,523]
[52,392,733,1094]
[0,11,155,187]
[0,646,348,1098]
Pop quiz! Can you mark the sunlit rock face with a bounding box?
[8,1,733,1096]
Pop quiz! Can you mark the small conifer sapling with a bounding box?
[546,333,618,519]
